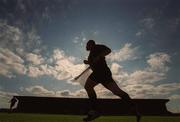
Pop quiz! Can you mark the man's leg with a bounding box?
[9,102,15,113]
[83,78,100,121]
[102,81,132,102]
[84,78,99,110]
[102,81,141,122]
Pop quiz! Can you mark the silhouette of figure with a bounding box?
[9,96,18,113]
[83,40,141,122]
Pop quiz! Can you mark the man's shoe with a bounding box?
[128,102,141,122]
[136,114,141,122]
[83,110,100,122]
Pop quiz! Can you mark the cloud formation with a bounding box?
[25,53,44,65]
[0,48,26,78]
[147,52,171,72]
[110,52,171,85]
[122,83,180,99]
[107,43,139,62]
[25,85,55,96]
[25,85,87,98]
[25,48,86,81]
[0,20,86,80]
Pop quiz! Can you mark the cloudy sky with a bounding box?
[0,0,180,112]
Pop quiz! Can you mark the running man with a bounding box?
[83,40,141,122]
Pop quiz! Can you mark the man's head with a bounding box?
[86,40,95,51]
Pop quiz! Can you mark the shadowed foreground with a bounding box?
[13,96,172,116]
[0,113,180,122]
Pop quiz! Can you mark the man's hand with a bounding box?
[83,60,89,64]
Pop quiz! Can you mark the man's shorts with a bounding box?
[88,68,114,84]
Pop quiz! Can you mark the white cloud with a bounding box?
[156,83,180,94]
[25,86,87,98]
[0,90,18,99]
[25,53,44,65]
[94,84,118,98]
[11,62,27,75]
[16,48,25,56]
[124,52,171,84]
[0,48,27,77]
[27,64,57,78]
[23,82,180,100]
[71,89,87,97]
[56,89,87,98]
[147,52,171,72]
[169,95,180,100]
[21,81,180,99]
[27,66,44,77]
[0,45,86,81]
[0,48,24,64]
[56,90,72,97]
[104,83,180,99]
[24,48,86,82]
[0,21,23,49]
[107,43,139,62]
[0,21,46,78]
[25,85,55,96]
[52,49,86,80]
[122,84,155,98]
[109,52,170,85]
[0,63,13,78]
[111,63,122,74]
[83,83,161,99]
[0,21,88,80]
[127,70,165,84]
[110,63,129,83]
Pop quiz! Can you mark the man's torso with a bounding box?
[88,44,109,72]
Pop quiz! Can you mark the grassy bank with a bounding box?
[0,113,180,122]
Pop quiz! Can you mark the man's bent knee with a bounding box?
[84,84,94,92]
[84,84,90,90]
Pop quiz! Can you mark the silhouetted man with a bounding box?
[9,96,18,113]
[83,40,140,122]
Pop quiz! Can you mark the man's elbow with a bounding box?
[107,48,111,55]
[104,48,111,56]
[108,48,111,53]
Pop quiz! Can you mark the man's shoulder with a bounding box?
[95,44,107,48]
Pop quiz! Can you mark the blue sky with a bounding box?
[0,0,180,112]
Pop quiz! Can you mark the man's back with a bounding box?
[88,44,109,71]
